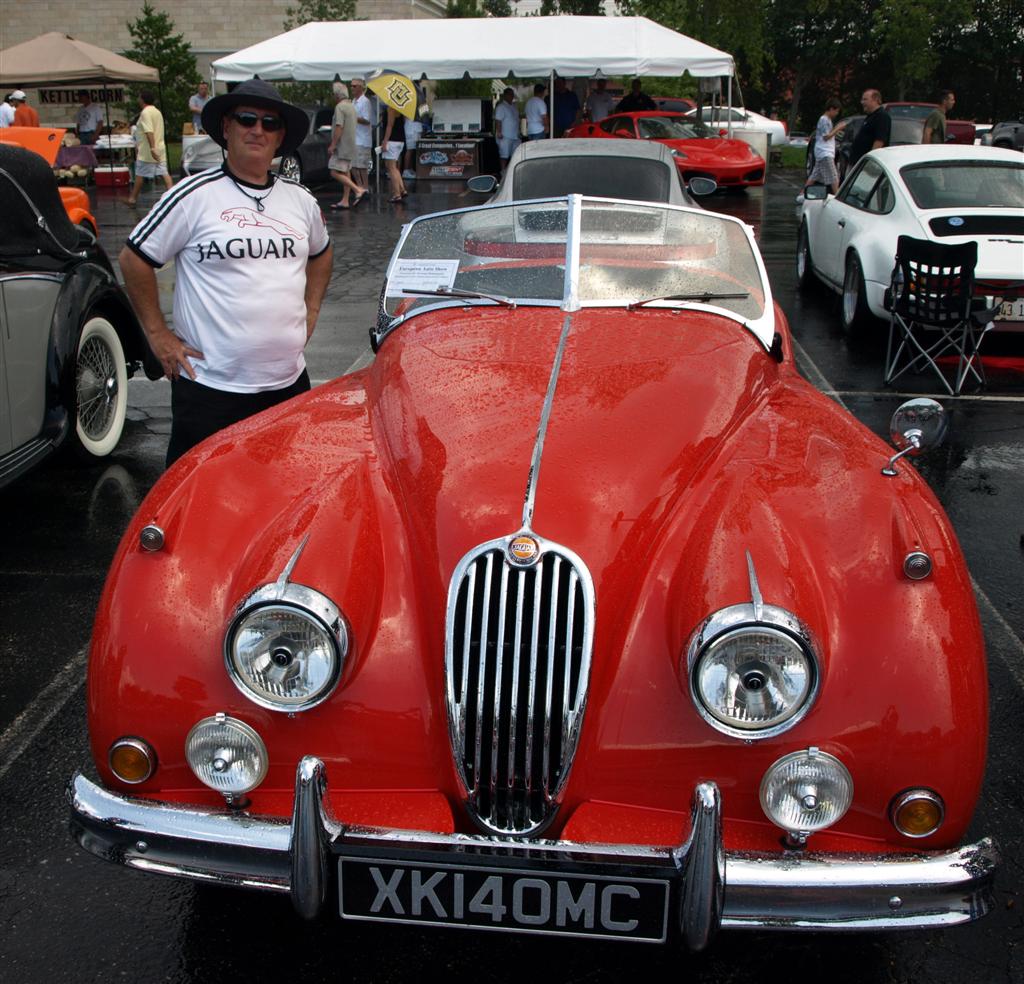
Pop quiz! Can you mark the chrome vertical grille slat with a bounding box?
[446,536,595,837]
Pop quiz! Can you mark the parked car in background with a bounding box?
[651,96,696,113]
[71,193,998,947]
[683,105,787,145]
[467,138,713,204]
[182,106,334,186]
[0,145,160,487]
[566,112,764,189]
[884,103,976,145]
[797,144,1024,335]
[986,120,1024,151]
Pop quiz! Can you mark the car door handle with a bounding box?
[837,219,846,228]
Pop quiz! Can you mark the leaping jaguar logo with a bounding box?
[219,207,305,239]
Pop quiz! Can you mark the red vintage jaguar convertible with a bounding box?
[70,196,997,947]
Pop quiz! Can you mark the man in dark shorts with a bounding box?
[848,89,892,166]
[118,80,333,467]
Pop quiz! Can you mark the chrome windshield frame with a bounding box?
[375,196,775,351]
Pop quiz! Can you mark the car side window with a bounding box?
[867,176,895,214]
[838,159,883,210]
[599,118,617,135]
[612,117,635,136]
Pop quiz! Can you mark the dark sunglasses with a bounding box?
[231,111,285,132]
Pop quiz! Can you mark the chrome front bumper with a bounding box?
[68,757,999,949]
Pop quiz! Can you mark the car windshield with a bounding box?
[900,162,1024,209]
[638,116,711,141]
[887,104,934,120]
[512,156,671,202]
[383,197,770,341]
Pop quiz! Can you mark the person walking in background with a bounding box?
[118,79,332,468]
[327,81,365,209]
[10,91,39,127]
[380,105,407,202]
[525,83,548,140]
[923,90,955,144]
[848,89,891,166]
[189,81,210,133]
[76,90,104,145]
[584,77,614,123]
[127,89,173,206]
[0,94,16,128]
[402,80,427,179]
[494,87,520,172]
[799,98,847,199]
[350,78,374,193]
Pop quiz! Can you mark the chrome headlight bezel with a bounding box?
[686,602,820,740]
[224,582,348,712]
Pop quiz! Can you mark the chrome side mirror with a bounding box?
[882,398,947,476]
[803,184,828,201]
[467,174,497,193]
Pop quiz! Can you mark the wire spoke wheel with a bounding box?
[75,316,128,457]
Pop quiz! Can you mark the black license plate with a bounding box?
[338,857,671,942]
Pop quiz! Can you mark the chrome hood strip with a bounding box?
[522,313,574,531]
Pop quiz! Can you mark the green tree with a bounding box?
[281,0,358,106]
[121,3,201,140]
[540,0,605,13]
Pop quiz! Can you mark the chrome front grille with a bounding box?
[445,538,595,836]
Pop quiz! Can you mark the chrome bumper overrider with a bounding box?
[68,758,999,949]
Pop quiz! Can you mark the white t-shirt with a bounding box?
[76,102,104,133]
[525,96,548,136]
[815,114,837,159]
[189,93,210,131]
[353,93,373,147]
[585,91,615,122]
[0,102,14,128]
[494,100,520,140]
[127,166,330,393]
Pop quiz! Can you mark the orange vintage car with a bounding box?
[69,196,997,947]
[0,125,99,234]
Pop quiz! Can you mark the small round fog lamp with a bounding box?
[890,789,944,838]
[109,737,156,784]
[186,714,268,795]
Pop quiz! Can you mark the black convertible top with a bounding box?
[0,143,80,256]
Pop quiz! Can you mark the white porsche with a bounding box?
[797,145,1024,336]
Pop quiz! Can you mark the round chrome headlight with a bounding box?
[691,624,816,736]
[760,747,853,834]
[186,714,268,795]
[225,583,347,711]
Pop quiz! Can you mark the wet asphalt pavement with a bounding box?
[1,168,1021,983]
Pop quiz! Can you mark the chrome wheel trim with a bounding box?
[842,258,859,327]
[796,229,808,280]
[77,334,118,441]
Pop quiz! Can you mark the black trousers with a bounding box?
[166,370,311,468]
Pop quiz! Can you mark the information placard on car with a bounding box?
[338,857,670,942]
[389,259,460,296]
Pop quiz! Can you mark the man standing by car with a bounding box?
[189,81,210,133]
[118,79,333,467]
[494,87,520,172]
[923,90,955,144]
[584,77,615,122]
[848,89,891,166]
[615,79,656,114]
[525,83,549,140]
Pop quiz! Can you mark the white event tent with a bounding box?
[212,15,735,86]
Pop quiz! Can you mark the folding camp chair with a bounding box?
[884,236,1001,396]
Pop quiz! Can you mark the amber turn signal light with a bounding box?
[109,737,156,784]
[890,788,944,838]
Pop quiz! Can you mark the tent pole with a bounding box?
[549,69,554,139]
[727,75,732,139]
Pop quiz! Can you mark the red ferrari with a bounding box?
[567,111,766,189]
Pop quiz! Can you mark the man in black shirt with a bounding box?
[615,78,656,114]
[848,89,892,166]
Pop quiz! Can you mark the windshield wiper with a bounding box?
[403,286,517,308]
[627,291,750,311]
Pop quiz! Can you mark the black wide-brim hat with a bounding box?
[201,79,308,157]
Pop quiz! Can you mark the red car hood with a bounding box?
[660,137,761,162]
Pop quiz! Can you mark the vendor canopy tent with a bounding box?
[212,16,734,82]
[0,32,159,86]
